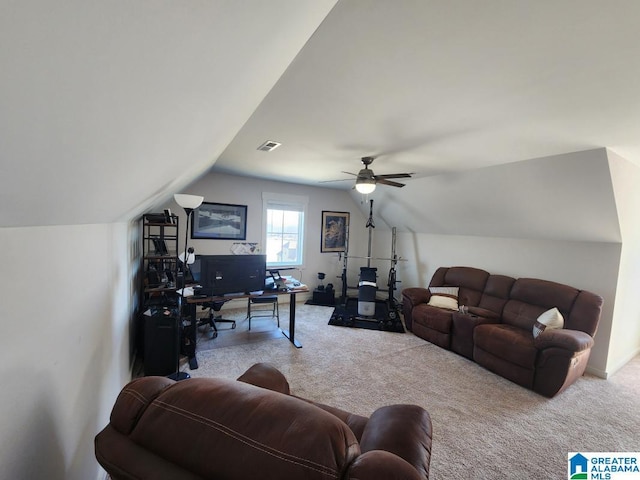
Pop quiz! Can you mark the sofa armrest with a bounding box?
[359,404,432,479]
[534,329,594,352]
[347,450,426,480]
[402,288,431,308]
[402,288,432,331]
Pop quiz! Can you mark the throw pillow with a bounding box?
[427,286,459,311]
[533,307,564,338]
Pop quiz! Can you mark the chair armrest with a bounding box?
[110,376,176,435]
[293,396,369,441]
[236,362,290,395]
[96,426,202,480]
[347,450,426,480]
[359,404,432,479]
[402,288,431,308]
[534,329,594,352]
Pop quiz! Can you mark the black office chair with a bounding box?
[246,296,279,331]
[199,300,236,338]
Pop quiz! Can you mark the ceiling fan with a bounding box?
[340,156,413,194]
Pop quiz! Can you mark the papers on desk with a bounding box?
[284,276,308,291]
[176,286,196,297]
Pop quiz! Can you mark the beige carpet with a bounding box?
[183,303,640,479]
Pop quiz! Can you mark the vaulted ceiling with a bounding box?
[214,1,640,189]
[3,1,640,229]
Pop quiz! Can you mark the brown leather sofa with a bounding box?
[95,363,432,479]
[402,266,603,397]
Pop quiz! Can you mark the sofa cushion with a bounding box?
[532,307,564,338]
[474,324,538,369]
[427,286,459,310]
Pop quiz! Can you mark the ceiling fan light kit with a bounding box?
[327,156,412,192]
[355,175,376,194]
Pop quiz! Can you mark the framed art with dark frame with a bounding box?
[191,202,247,240]
[321,211,350,252]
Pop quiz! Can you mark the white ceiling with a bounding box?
[214,1,640,188]
[3,1,640,228]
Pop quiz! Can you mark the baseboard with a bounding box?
[586,347,640,379]
[585,365,608,379]
[604,347,640,379]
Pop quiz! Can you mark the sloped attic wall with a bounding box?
[368,148,620,243]
[359,149,623,376]
[0,1,338,228]
[606,150,640,374]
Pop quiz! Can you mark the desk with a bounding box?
[184,288,307,369]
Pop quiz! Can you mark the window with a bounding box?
[262,193,307,268]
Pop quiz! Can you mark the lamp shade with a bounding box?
[178,250,196,265]
[355,179,376,194]
[174,194,204,210]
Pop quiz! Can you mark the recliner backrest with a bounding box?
[477,274,515,315]
[502,278,593,332]
[567,290,603,337]
[429,266,489,307]
[125,377,361,480]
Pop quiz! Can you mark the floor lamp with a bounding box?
[172,193,204,378]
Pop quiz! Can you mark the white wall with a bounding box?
[0,223,135,479]
[167,172,369,300]
[607,150,640,373]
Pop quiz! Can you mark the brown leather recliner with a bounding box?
[402,266,603,397]
[95,363,432,480]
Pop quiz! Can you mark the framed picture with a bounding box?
[321,211,350,252]
[191,202,248,240]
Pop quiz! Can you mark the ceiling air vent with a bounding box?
[257,140,282,152]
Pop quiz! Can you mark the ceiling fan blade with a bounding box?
[374,173,413,179]
[319,178,353,183]
[341,171,358,176]
[376,178,406,188]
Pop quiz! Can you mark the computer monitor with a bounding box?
[196,254,266,295]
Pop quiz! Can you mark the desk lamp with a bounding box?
[173,193,203,379]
